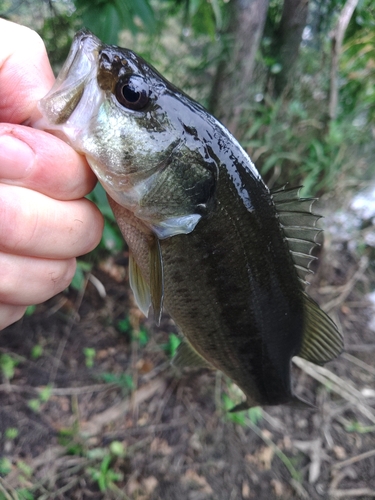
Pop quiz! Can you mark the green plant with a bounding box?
[25,305,36,317]
[98,372,134,393]
[28,385,52,413]
[86,447,124,492]
[74,0,156,44]
[0,353,18,381]
[5,427,19,440]
[345,420,375,433]
[131,327,149,347]
[161,333,181,358]
[117,316,132,334]
[16,461,33,479]
[14,490,34,500]
[30,344,43,360]
[83,347,96,368]
[0,457,12,475]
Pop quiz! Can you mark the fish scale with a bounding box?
[159,174,304,406]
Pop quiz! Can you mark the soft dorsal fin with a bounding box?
[272,185,321,285]
[298,292,344,365]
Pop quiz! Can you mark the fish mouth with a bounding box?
[38,29,102,127]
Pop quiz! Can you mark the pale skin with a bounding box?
[0,19,104,330]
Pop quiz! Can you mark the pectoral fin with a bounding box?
[150,237,164,325]
[298,292,344,365]
[129,252,151,317]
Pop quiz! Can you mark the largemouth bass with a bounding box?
[38,30,343,409]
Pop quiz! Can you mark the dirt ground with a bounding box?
[1,223,375,499]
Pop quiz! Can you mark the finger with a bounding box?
[0,124,97,200]
[0,19,54,124]
[0,184,104,259]
[0,252,76,306]
[0,303,27,331]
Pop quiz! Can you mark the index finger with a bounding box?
[0,19,55,124]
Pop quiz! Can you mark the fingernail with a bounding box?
[0,135,35,179]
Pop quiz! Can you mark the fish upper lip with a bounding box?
[39,30,101,125]
[61,29,101,83]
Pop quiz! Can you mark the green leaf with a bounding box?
[39,385,52,402]
[0,457,12,475]
[25,305,36,317]
[168,333,181,358]
[16,460,33,478]
[102,220,124,252]
[5,427,19,439]
[109,440,125,456]
[16,489,34,500]
[0,353,18,380]
[31,344,43,360]
[83,347,96,368]
[28,399,41,413]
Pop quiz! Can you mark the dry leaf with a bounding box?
[182,469,213,494]
[242,480,251,498]
[271,479,284,497]
[136,359,154,374]
[257,446,274,470]
[333,445,347,460]
[99,257,126,282]
[142,476,158,494]
[150,437,172,455]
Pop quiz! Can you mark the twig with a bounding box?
[80,377,167,437]
[342,352,375,376]
[293,357,375,424]
[322,256,368,312]
[39,477,80,500]
[332,448,375,470]
[290,479,310,500]
[0,479,15,500]
[0,383,115,396]
[88,273,106,298]
[330,488,375,498]
[244,418,302,483]
[293,439,325,484]
[346,344,375,352]
[104,417,189,438]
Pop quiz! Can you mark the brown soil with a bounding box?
[0,241,375,500]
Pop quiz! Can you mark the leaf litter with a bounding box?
[0,205,375,499]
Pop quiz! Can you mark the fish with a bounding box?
[37,29,343,410]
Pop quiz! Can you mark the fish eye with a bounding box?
[115,76,150,111]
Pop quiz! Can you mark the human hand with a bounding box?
[0,19,104,330]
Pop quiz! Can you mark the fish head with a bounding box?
[39,30,217,238]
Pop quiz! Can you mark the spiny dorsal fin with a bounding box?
[271,185,321,285]
[172,338,213,370]
[129,252,151,317]
[298,292,344,365]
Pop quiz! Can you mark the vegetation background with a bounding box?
[0,0,375,499]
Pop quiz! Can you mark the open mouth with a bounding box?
[38,30,101,125]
